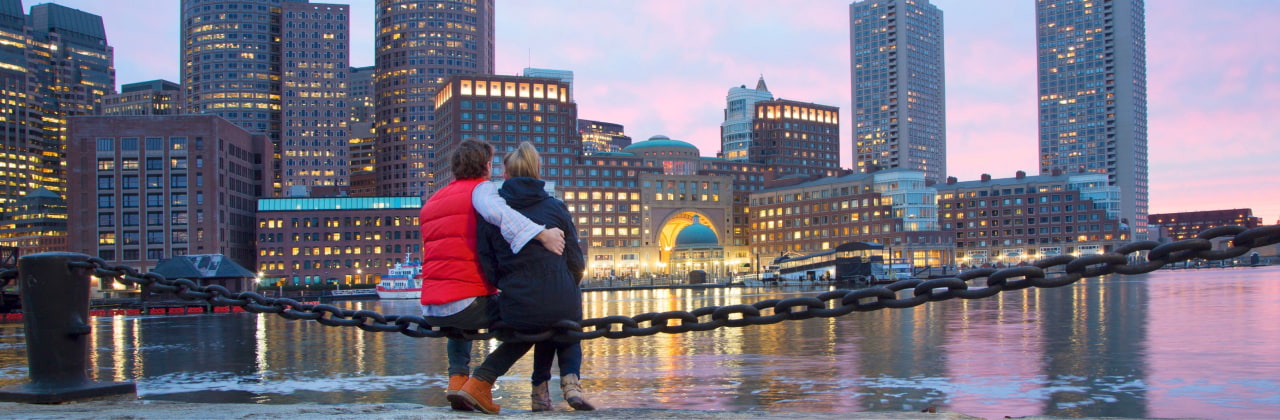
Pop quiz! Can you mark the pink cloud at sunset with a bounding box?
[46,0,1280,223]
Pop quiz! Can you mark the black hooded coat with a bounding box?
[476,177,585,331]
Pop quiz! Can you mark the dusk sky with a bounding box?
[48,0,1280,223]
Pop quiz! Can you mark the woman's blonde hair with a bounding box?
[503,141,541,179]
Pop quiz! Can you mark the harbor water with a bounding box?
[1,266,1278,419]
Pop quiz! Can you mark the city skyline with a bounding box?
[45,0,1280,222]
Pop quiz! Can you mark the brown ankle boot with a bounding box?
[445,374,470,411]
[560,374,596,411]
[531,381,553,412]
[456,377,501,414]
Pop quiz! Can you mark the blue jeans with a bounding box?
[422,296,498,377]
[472,339,583,384]
[532,341,582,385]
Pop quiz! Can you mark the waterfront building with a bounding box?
[374,0,495,196]
[103,80,183,116]
[279,2,351,197]
[255,196,421,287]
[430,74,578,188]
[0,187,67,255]
[65,115,268,274]
[0,1,113,204]
[750,169,953,270]
[577,119,631,155]
[750,99,841,179]
[1036,0,1149,239]
[561,136,765,279]
[848,0,946,184]
[1148,209,1261,241]
[720,78,773,162]
[936,171,1128,267]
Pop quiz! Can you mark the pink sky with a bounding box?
[49,0,1280,223]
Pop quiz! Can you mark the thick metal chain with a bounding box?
[63,224,1280,342]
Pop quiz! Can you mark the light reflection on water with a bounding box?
[1,267,1279,418]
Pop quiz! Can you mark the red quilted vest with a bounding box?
[418,178,497,305]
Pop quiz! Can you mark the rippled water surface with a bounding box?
[2,266,1279,418]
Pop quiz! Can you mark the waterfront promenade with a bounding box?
[0,400,990,420]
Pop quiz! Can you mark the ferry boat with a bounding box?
[376,257,422,300]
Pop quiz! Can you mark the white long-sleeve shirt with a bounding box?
[472,181,543,254]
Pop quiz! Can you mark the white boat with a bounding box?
[376,258,422,300]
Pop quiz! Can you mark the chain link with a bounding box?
[67,224,1280,342]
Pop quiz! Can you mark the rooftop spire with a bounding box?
[755,75,769,92]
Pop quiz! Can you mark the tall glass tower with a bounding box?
[720,77,772,162]
[849,0,946,185]
[374,0,495,197]
[0,1,112,204]
[1036,0,1148,238]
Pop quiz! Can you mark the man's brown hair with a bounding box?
[451,139,493,180]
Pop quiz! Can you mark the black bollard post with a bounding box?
[0,252,136,403]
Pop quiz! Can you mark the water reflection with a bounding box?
[1,267,1279,417]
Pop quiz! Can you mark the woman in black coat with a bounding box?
[450,142,593,414]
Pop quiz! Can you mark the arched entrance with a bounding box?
[655,211,720,274]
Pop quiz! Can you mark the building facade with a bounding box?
[936,171,1128,267]
[1036,0,1149,239]
[279,2,351,196]
[750,169,952,270]
[0,187,67,255]
[0,1,113,205]
[103,80,184,116]
[577,119,630,155]
[180,0,282,158]
[749,99,841,179]
[720,77,773,162]
[374,0,495,196]
[1148,209,1262,241]
[65,115,267,273]
[181,0,352,197]
[561,137,763,279]
[849,0,946,184]
[255,196,421,287]
[431,74,578,187]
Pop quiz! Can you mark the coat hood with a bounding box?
[498,177,551,209]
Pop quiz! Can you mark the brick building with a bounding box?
[750,168,953,270]
[255,196,420,287]
[936,171,1128,267]
[65,115,268,273]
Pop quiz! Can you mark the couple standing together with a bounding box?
[417,139,593,414]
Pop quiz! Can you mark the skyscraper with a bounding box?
[181,0,280,146]
[848,0,946,184]
[279,2,350,196]
[1036,0,1148,238]
[720,77,773,162]
[374,0,495,196]
[181,0,351,197]
[0,1,113,204]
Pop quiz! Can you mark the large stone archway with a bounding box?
[653,209,721,270]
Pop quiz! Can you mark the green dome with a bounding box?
[675,216,718,246]
[621,135,698,152]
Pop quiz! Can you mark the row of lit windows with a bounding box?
[258,244,416,258]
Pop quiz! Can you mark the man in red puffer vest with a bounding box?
[418,138,565,411]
